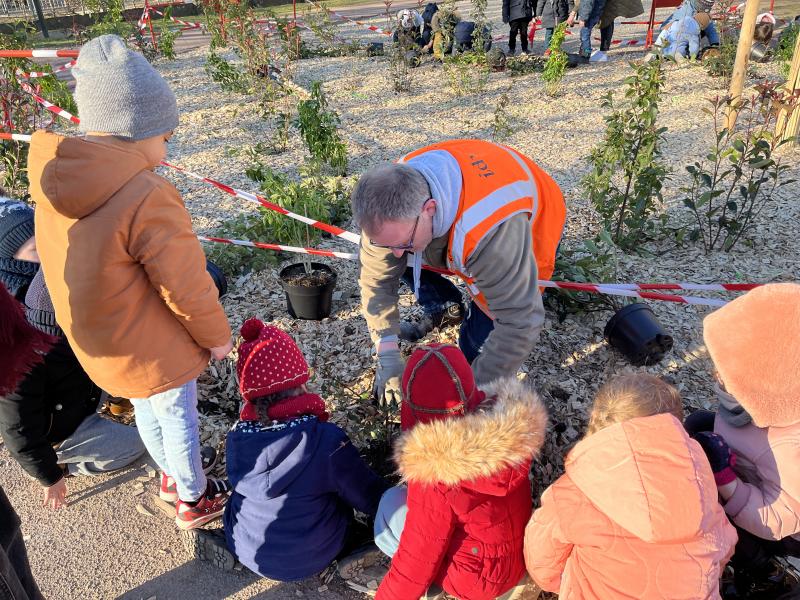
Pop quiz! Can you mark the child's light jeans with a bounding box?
[131,380,206,502]
[374,485,408,557]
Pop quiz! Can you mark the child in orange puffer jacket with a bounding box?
[524,373,737,599]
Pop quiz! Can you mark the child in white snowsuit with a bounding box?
[654,12,710,59]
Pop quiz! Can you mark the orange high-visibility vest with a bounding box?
[401,139,566,316]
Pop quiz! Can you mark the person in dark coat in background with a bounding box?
[503,0,534,54]
[535,0,575,49]
[0,282,54,600]
[0,198,37,301]
[598,0,643,51]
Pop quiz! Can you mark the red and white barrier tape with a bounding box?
[601,282,759,292]
[16,80,79,124]
[16,60,76,79]
[304,0,393,36]
[138,6,150,32]
[199,237,749,307]
[199,235,359,259]
[162,161,361,244]
[151,7,202,29]
[0,49,79,58]
[0,132,32,142]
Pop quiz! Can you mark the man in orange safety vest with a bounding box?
[351,139,567,405]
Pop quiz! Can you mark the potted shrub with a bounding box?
[279,260,337,320]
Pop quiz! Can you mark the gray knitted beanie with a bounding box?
[0,198,34,259]
[74,34,178,141]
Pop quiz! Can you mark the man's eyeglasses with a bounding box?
[370,212,421,251]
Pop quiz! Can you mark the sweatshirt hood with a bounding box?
[226,417,320,499]
[402,149,462,297]
[394,377,548,492]
[566,413,714,543]
[28,130,151,219]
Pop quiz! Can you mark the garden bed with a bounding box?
[142,2,800,493]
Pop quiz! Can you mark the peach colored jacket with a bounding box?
[524,414,737,599]
[28,131,231,399]
[715,416,800,542]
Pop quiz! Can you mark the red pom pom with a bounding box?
[240,318,264,342]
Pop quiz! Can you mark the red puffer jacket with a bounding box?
[377,378,548,600]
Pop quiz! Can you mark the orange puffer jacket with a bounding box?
[28,131,231,399]
[524,413,737,599]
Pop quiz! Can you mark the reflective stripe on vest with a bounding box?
[449,145,539,274]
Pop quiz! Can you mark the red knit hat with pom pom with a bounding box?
[237,318,309,403]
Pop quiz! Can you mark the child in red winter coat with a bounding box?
[373,344,548,600]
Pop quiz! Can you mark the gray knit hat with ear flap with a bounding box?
[73,34,178,141]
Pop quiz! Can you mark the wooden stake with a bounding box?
[726,0,761,129]
[775,30,800,145]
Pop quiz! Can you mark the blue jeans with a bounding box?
[130,380,206,502]
[401,268,463,316]
[580,0,607,54]
[459,301,494,364]
[374,486,408,558]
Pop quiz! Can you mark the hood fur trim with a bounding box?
[394,377,548,486]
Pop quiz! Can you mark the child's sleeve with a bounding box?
[329,429,389,516]
[723,441,800,541]
[376,484,456,600]
[523,485,573,593]
[129,182,231,350]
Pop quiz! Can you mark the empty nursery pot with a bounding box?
[205,259,228,299]
[604,303,674,366]
[368,42,385,56]
[279,262,338,321]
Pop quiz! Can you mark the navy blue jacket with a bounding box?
[223,416,388,582]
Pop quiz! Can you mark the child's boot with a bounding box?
[337,543,384,580]
[181,527,237,570]
[159,446,219,503]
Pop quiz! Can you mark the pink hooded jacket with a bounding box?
[524,413,737,599]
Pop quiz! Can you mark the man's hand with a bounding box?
[42,478,68,510]
[210,339,234,361]
[372,348,405,408]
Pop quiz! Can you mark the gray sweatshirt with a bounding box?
[358,213,544,385]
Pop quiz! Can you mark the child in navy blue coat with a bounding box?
[183,319,388,581]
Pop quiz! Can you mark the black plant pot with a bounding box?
[279,262,337,321]
[205,259,228,299]
[367,42,385,56]
[604,303,673,366]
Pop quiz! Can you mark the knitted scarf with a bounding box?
[240,392,330,423]
[0,257,38,300]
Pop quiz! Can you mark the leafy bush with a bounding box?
[507,54,545,76]
[294,82,348,175]
[444,51,489,95]
[542,22,568,96]
[776,22,799,80]
[209,165,353,274]
[205,52,250,93]
[582,59,668,252]
[680,85,799,252]
[0,24,77,196]
[545,232,620,318]
[491,91,514,142]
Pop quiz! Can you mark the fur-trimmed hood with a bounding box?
[394,377,548,489]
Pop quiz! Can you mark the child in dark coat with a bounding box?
[503,0,534,54]
[536,0,574,49]
[184,319,388,580]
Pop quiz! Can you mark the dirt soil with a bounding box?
[1,2,799,599]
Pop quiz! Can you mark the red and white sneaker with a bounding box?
[175,478,232,530]
[158,446,219,503]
